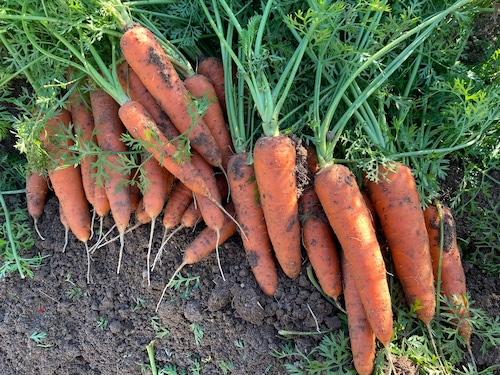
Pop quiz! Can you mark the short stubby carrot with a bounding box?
[340,250,376,375]
[26,172,49,228]
[162,181,194,230]
[365,162,436,325]
[227,153,278,296]
[300,187,342,302]
[424,202,471,345]
[253,135,302,279]
[197,56,227,114]
[120,24,222,168]
[314,164,393,346]
[141,156,174,221]
[184,73,233,170]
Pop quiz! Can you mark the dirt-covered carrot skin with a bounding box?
[90,88,132,236]
[315,164,393,346]
[424,202,471,345]
[141,156,174,221]
[365,162,436,325]
[68,87,96,206]
[197,56,227,114]
[119,24,222,168]
[300,187,342,301]
[227,153,278,296]
[41,109,91,243]
[162,181,194,230]
[184,73,233,170]
[118,100,214,200]
[341,250,376,375]
[253,135,302,279]
[26,171,49,226]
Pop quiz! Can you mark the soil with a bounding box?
[1,7,499,375]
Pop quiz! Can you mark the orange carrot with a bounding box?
[90,87,132,273]
[300,187,342,302]
[227,153,278,296]
[365,162,436,325]
[314,164,393,346]
[25,171,49,240]
[156,202,237,311]
[162,181,194,231]
[253,135,302,279]
[180,201,202,229]
[41,108,91,244]
[424,202,471,346]
[184,73,233,170]
[120,24,222,168]
[197,56,227,114]
[340,250,376,375]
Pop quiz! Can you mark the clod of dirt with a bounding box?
[230,284,266,325]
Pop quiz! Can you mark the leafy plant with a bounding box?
[151,315,170,339]
[96,316,109,331]
[29,331,53,348]
[189,323,204,346]
[168,273,200,298]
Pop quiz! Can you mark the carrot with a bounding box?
[227,153,278,296]
[67,85,97,206]
[424,202,471,346]
[253,135,302,280]
[156,201,237,311]
[90,87,132,273]
[340,250,376,375]
[184,73,233,170]
[314,164,393,346]
[365,162,436,325]
[25,171,49,240]
[162,181,194,231]
[41,108,92,245]
[119,24,222,168]
[300,187,342,303]
[197,56,227,114]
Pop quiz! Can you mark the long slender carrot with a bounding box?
[340,250,376,375]
[424,202,471,346]
[26,171,49,240]
[184,73,233,170]
[156,202,237,311]
[119,24,222,168]
[365,162,436,325]
[90,87,132,273]
[314,164,393,346]
[300,187,342,303]
[197,56,227,114]
[253,135,302,280]
[227,153,278,296]
[41,108,91,244]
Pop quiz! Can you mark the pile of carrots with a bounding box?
[24,21,472,375]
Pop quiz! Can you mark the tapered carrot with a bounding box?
[253,135,302,280]
[90,87,132,273]
[120,24,222,168]
[315,164,393,346]
[26,171,49,240]
[156,202,237,311]
[227,153,278,296]
[300,187,342,302]
[424,202,471,346]
[41,108,91,244]
[340,250,376,375]
[162,181,194,231]
[184,73,233,170]
[197,56,227,114]
[365,162,436,325]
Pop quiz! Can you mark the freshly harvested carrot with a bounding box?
[162,181,194,231]
[25,171,49,240]
[90,87,132,273]
[156,202,237,311]
[253,135,302,280]
[184,73,233,170]
[340,250,376,375]
[180,201,202,229]
[68,85,96,206]
[365,162,436,325]
[300,187,342,302]
[120,24,222,168]
[197,56,227,114]
[424,202,471,346]
[41,108,91,244]
[227,153,278,296]
[314,164,393,346]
